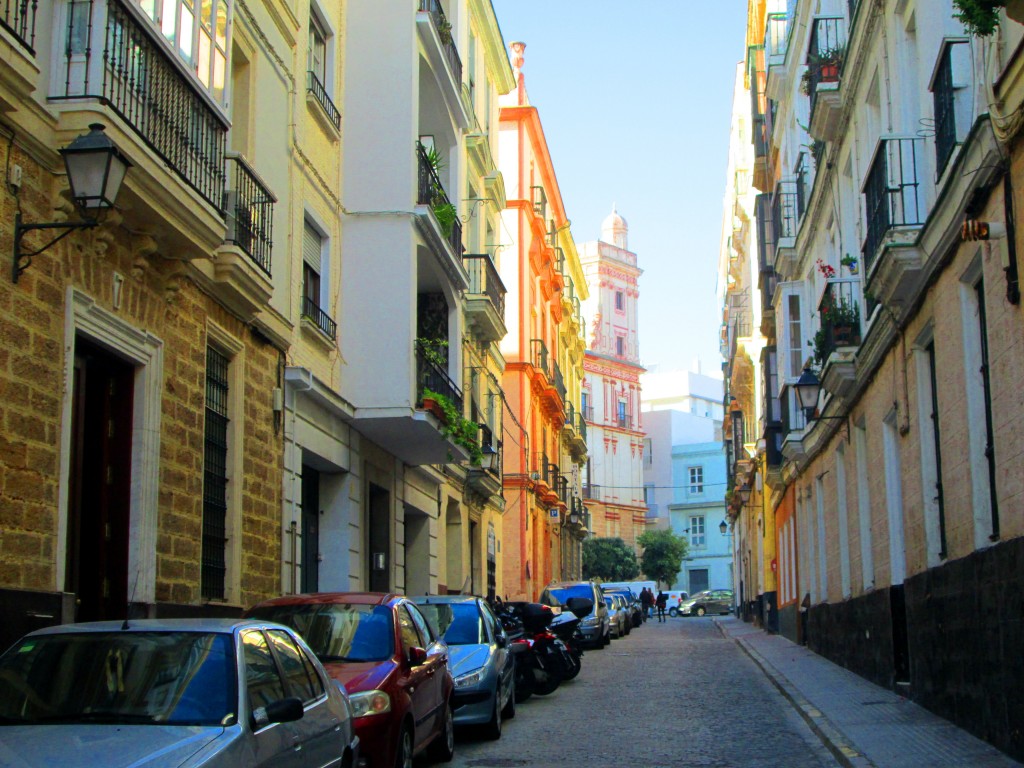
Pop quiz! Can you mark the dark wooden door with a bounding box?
[66,337,135,621]
[368,483,390,592]
[301,466,320,593]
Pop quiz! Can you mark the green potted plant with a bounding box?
[801,45,845,94]
[421,387,483,465]
[418,142,458,238]
[840,253,859,275]
[826,295,861,346]
[952,0,1021,35]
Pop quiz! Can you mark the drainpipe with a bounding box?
[283,368,315,594]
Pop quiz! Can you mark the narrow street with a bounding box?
[429,617,840,768]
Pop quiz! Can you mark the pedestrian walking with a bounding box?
[640,587,653,622]
[655,590,668,622]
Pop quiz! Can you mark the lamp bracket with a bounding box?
[13,211,97,283]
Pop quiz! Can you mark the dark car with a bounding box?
[411,596,515,739]
[601,587,643,627]
[539,580,610,648]
[679,589,735,616]
[0,618,359,768]
[246,592,454,768]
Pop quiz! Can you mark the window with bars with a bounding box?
[202,346,230,601]
[689,466,704,494]
[931,41,966,178]
[308,9,326,84]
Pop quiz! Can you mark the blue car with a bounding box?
[411,596,515,739]
[0,618,359,767]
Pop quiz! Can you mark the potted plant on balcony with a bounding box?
[840,253,859,275]
[953,0,1022,35]
[826,295,861,346]
[421,387,484,465]
[419,142,458,238]
[801,45,845,94]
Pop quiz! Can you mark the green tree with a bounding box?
[637,529,689,589]
[582,537,640,582]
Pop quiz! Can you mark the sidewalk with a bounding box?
[715,617,1021,768]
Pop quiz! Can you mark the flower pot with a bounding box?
[421,397,447,424]
[832,325,859,347]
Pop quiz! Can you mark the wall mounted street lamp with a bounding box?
[737,483,752,504]
[13,124,131,283]
[795,365,850,439]
[479,443,498,471]
[719,519,729,535]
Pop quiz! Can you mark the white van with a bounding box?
[663,590,690,617]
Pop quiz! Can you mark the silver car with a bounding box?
[602,594,629,638]
[0,618,359,767]
[411,596,514,740]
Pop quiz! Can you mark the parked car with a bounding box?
[603,594,630,638]
[0,618,359,768]
[246,592,454,768]
[601,587,643,627]
[539,580,610,648]
[679,589,734,616]
[664,590,690,617]
[410,595,515,739]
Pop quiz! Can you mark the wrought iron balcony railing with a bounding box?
[815,278,862,364]
[553,362,566,402]
[2,0,36,53]
[771,180,798,251]
[807,17,846,118]
[582,483,600,501]
[531,185,547,219]
[53,0,227,210]
[531,339,551,380]
[861,137,925,274]
[416,344,463,414]
[419,0,462,88]
[416,143,464,259]
[576,412,588,443]
[302,295,336,340]
[533,452,550,485]
[307,70,341,129]
[224,155,274,276]
[463,253,506,317]
[616,413,632,429]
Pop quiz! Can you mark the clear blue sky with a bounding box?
[491,1,749,375]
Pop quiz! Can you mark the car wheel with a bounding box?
[501,678,516,719]
[669,607,678,618]
[429,702,455,762]
[695,605,706,617]
[394,725,413,768]
[482,686,502,740]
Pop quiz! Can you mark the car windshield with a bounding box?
[548,585,593,604]
[602,596,613,608]
[0,631,236,726]
[248,603,394,663]
[415,603,484,646]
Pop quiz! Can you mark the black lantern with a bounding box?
[13,124,131,282]
[719,519,729,535]
[737,483,752,504]
[479,443,498,471]
[61,124,131,210]
[794,365,822,420]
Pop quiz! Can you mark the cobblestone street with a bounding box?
[425,617,840,768]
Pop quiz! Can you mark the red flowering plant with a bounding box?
[816,258,836,279]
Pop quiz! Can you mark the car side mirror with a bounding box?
[495,633,508,648]
[254,697,304,728]
[408,646,428,666]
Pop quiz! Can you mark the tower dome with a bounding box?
[601,204,628,249]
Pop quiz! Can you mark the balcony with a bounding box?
[212,154,275,319]
[467,422,502,499]
[616,413,633,430]
[861,137,926,308]
[531,339,552,382]
[582,483,600,501]
[815,279,861,398]
[531,185,548,220]
[463,254,507,342]
[779,385,808,463]
[307,71,341,134]
[765,12,790,100]
[564,403,587,459]
[301,295,337,342]
[771,180,798,274]
[806,17,846,141]
[0,0,37,111]
[416,0,469,131]
[53,0,228,214]
[417,143,464,262]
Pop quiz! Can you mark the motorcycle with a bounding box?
[548,599,591,681]
[492,600,540,702]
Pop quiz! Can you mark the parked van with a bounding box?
[664,590,690,617]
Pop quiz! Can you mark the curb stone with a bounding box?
[714,619,876,768]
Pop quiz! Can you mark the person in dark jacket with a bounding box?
[655,591,668,622]
[639,587,653,622]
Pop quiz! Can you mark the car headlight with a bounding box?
[581,616,599,627]
[453,668,486,689]
[349,690,391,718]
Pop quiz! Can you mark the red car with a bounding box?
[246,592,454,768]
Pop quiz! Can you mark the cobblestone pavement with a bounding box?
[420,616,840,768]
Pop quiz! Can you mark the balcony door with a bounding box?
[66,336,135,621]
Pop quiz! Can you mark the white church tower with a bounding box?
[579,207,647,551]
